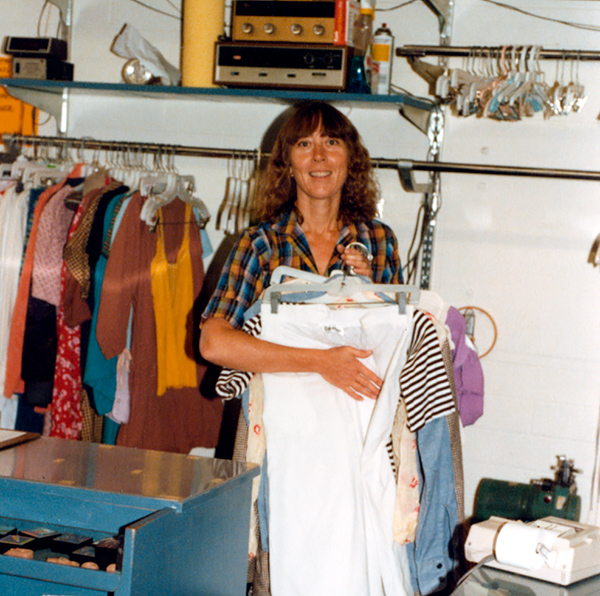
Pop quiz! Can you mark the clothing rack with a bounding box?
[4,133,600,185]
[396,45,600,61]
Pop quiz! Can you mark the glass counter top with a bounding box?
[0,436,257,503]
[453,566,600,596]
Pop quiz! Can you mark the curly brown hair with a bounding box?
[254,101,379,225]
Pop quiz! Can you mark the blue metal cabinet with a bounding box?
[0,436,259,595]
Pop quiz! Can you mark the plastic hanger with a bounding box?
[263,267,421,315]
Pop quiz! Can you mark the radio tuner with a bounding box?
[214,41,348,90]
[231,0,344,44]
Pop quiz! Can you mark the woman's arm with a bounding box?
[200,317,383,401]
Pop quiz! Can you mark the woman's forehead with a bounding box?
[291,121,344,142]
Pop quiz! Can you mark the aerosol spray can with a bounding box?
[371,23,394,95]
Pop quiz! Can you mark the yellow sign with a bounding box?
[0,56,38,136]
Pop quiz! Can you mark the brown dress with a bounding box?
[96,193,223,453]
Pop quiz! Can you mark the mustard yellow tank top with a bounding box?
[150,203,197,395]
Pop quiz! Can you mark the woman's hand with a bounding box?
[337,244,372,278]
[316,346,382,401]
[201,318,383,401]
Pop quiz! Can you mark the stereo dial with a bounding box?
[313,24,326,36]
[241,22,254,34]
[263,22,275,34]
[304,53,315,65]
[291,24,303,35]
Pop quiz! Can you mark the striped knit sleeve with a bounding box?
[214,314,262,399]
[400,309,456,432]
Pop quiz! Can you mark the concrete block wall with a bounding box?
[2,0,600,522]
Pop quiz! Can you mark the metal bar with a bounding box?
[5,134,600,182]
[397,45,600,61]
[378,159,600,182]
[2,134,256,161]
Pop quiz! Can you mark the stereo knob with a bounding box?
[304,53,315,65]
[322,53,333,66]
[291,24,303,35]
[263,22,275,34]
[313,24,326,36]
[241,22,254,34]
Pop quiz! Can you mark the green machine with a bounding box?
[473,455,582,523]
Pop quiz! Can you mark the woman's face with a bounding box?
[288,124,349,207]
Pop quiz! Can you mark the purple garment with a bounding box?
[445,307,484,426]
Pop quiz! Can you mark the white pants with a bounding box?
[261,302,414,596]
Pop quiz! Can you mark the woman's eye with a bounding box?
[327,138,340,146]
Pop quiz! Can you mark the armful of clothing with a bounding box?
[200,317,382,401]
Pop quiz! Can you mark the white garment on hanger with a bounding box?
[0,184,29,429]
[261,301,414,596]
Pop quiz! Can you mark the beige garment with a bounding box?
[391,400,420,544]
[245,374,267,559]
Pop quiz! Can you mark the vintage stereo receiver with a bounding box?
[231,0,359,45]
[214,42,348,90]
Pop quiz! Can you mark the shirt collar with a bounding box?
[272,208,360,245]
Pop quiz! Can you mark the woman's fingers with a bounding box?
[337,244,372,278]
[320,346,382,401]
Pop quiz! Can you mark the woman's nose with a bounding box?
[312,141,325,160]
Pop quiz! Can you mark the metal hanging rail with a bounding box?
[396,45,600,61]
[4,133,600,184]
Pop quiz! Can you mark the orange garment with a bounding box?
[150,204,197,395]
[3,164,83,398]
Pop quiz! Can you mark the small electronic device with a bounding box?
[231,0,359,45]
[3,36,67,60]
[465,516,600,585]
[214,42,348,90]
[11,57,74,81]
[3,36,73,81]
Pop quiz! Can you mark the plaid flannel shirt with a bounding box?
[202,209,402,329]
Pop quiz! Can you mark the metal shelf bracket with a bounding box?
[421,0,454,42]
[5,87,69,134]
[48,0,72,27]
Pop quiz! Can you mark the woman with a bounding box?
[200,100,402,401]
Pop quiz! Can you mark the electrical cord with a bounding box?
[376,0,419,12]
[403,203,426,285]
[128,0,181,20]
[478,0,600,33]
[453,555,496,591]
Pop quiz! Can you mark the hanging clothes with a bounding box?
[21,185,78,413]
[96,195,223,453]
[260,300,415,596]
[3,164,84,399]
[215,293,465,596]
[151,203,198,395]
[0,181,30,428]
[83,191,133,418]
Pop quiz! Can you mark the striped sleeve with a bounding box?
[400,309,456,432]
[214,314,262,399]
